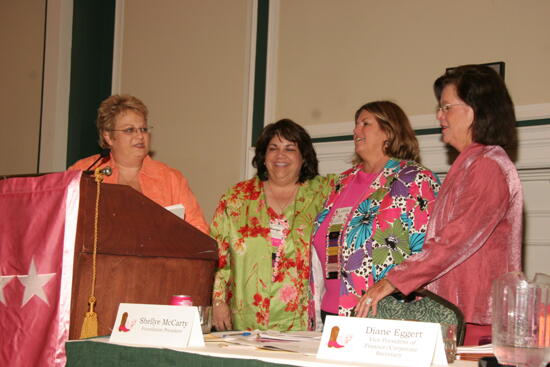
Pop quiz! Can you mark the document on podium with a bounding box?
[165,204,185,219]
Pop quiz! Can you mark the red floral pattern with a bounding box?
[211,175,334,331]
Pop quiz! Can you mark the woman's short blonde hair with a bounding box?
[96,94,149,149]
[353,101,420,164]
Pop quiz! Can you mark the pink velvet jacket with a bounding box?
[387,143,523,324]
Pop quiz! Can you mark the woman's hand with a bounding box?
[354,279,397,317]
[212,301,232,331]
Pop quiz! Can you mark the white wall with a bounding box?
[267,0,550,131]
[0,0,45,175]
[0,0,72,176]
[39,0,73,173]
[113,0,255,219]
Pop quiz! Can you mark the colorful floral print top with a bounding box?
[313,159,440,316]
[211,175,334,331]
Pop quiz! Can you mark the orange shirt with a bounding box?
[69,154,209,234]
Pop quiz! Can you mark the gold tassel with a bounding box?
[80,296,98,338]
[79,169,104,339]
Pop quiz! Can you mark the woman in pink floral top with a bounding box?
[211,119,334,331]
[310,101,440,326]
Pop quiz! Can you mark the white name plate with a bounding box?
[317,316,447,367]
[110,303,204,348]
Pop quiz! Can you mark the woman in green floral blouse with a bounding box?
[211,119,334,331]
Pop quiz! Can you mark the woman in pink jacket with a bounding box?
[357,64,523,346]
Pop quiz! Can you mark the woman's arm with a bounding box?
[388,158,510,294]
[210,195,233,330]
[360,157,510,316]
[355,165,440,316]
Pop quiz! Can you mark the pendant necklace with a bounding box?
[265,181,300,281]
[265,182,298,215]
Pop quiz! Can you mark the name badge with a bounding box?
[110,303,204,348]
[331,207,352,226]
[270,219,287,242]
[317,316,448,367]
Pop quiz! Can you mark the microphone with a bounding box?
[84,149,111,175]
[100,166,113,176]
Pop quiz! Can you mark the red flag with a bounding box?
[0,171,81,367]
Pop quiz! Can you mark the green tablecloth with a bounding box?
[65,339,298,367]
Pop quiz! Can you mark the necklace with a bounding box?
[265,181,299,215]
[264,182,300,282]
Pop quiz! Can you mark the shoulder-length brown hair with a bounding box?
[354,101,420,164]
[434,64,517,154]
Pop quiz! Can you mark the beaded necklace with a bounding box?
[264,183,300,282]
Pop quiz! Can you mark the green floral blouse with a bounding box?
[211,175,334,331]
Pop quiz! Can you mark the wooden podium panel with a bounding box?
[69,175,218,339]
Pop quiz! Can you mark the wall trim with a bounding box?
[243,0,258,181]
[249,0,270,146]
[525,240,550,247]
[527,209,550,216]
[263,0,279,127]
[312,124,550,178]
[66,0,116,166]
[39,0,73,173]
[111,0,125,94]
[518,169,550,182]
[525,210,550,247]
[306,103,550,139]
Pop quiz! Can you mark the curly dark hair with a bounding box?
[252,119,319,183]
[434,64,517,154]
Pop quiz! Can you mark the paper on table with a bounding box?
[165,204,185,219]
[258,331,321,355]
[260,340,320,355]
[456,344,494,362]
[457,344,493,354]
[216,331,321,355]
[258,330,322,341]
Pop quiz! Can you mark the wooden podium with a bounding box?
[69,175,218,339]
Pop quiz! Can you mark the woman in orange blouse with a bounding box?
[69,94,208,233]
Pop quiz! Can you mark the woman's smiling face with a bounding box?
[264,135,303,183]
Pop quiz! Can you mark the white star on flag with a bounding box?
[1,170,81,366]
[0,275,15,305]
[16,258,55,307]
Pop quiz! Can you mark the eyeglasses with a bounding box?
[107,126,153,135]
[437,103,467,113]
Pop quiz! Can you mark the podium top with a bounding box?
[76,175,218,261]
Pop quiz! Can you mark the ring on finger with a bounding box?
[365,297,373,305]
